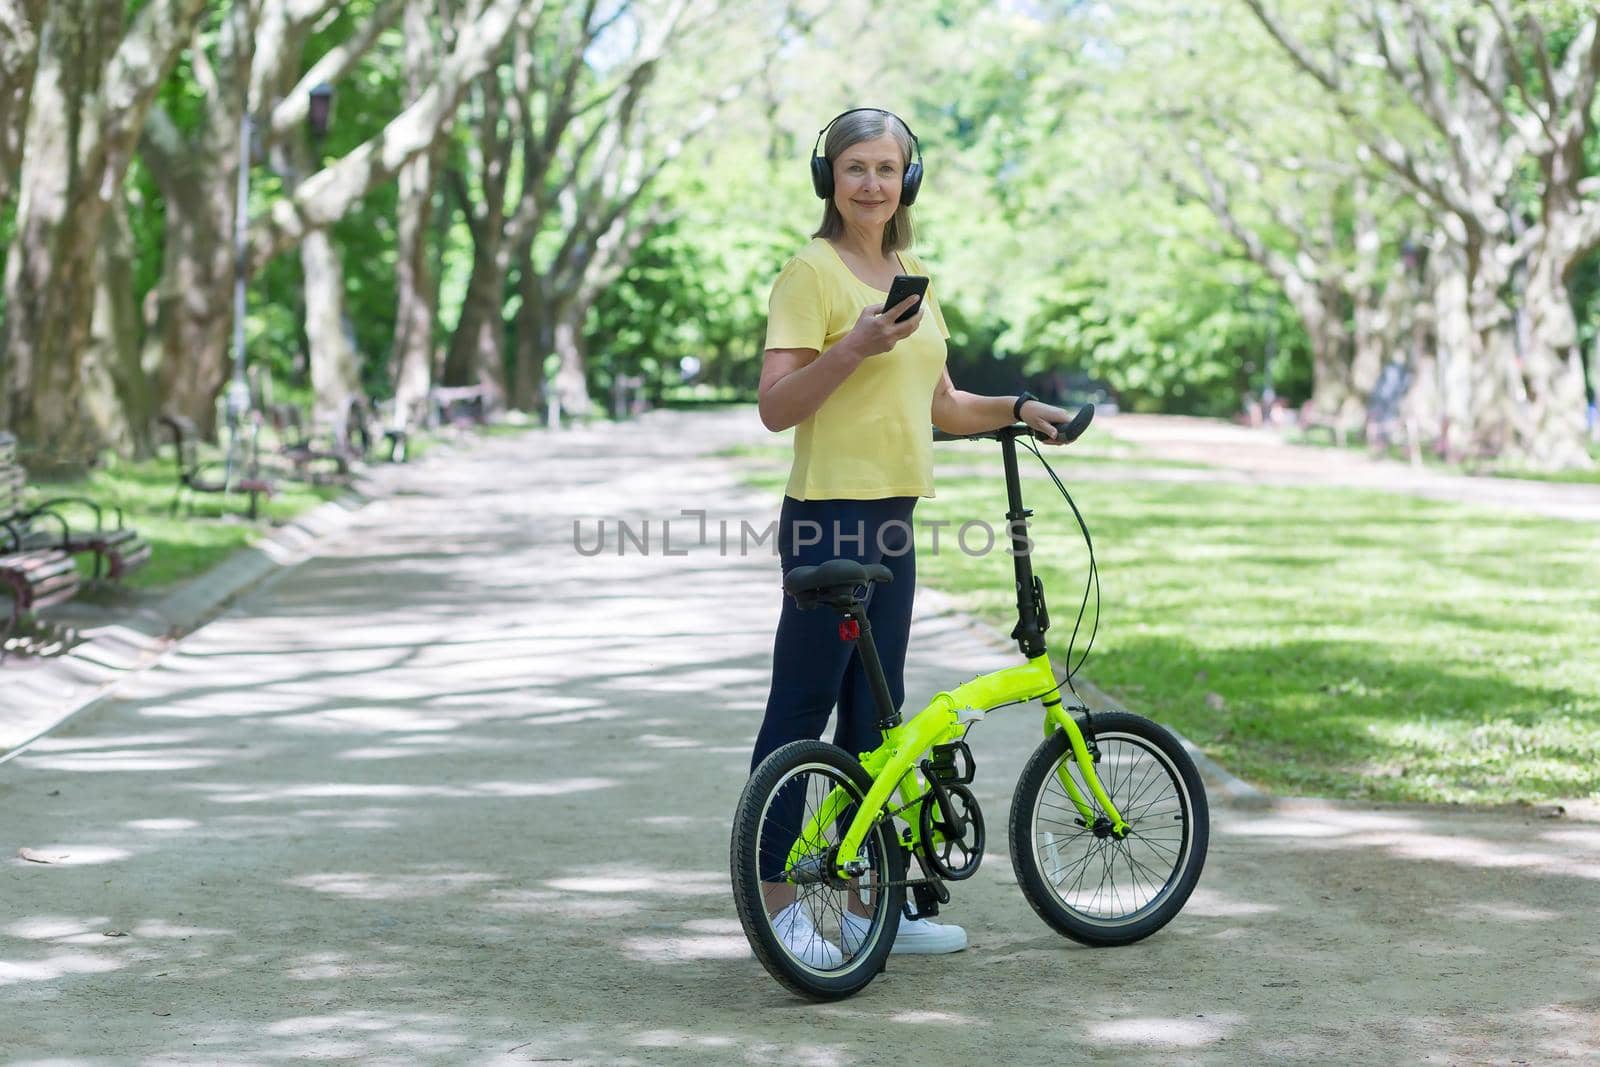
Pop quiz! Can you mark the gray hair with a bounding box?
[812,109,917,254]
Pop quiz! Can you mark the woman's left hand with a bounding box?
[1020,400,1075,444]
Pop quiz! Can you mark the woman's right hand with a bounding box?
[841,296,924,360]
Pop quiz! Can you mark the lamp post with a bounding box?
[308,82,333,149]
[224,111,253,431]
[225,83,335,438]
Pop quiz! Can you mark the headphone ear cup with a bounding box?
[901,161,923,207]
[811,154,833,200]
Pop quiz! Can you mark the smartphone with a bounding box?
[883,274,929,323]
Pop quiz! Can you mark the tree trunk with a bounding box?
[150,160,238,436]
[510,254,550,412]
[443,238,507,404]
[1345,196,1385,428]
[392,148,442,419]
[1519,240,1594,468]
[1,0,205,463]
[301,227,363,426]
[549,298,593,417]
[390,0,443,422]
[0,0,44,202]
[83,197,155,457]
[1428,236,1478,461]
[1,2,118,463]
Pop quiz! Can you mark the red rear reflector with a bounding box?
[838,619,860,641]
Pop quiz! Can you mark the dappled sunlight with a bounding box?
[5,916,114,939]
[23,730,207,752]
[629,1030,849,1065]
[1526,1000,1600,1061]
[8,844,131,866]
[3,915,227,943]
[1450,901,1561,923]
[123,818,200,832]
[337,733,526,761]
[283,952,410,982]
[186,776,617,804]
[887,1009,981,1025]
[140,688,319,718]
[636,733,701,749]
[1222,802,1600,878]
[1378,832,1600,881]
[1085,1013,1241,1049]
[544,866,729,898]
[1180,887,1280,918]
[1538,827,1600,849]
[274,706,464,733]
[479,886,650,923]
[518,708,626,726]
[622,933,750,961]
[289,871,500,901]
[16,747,235,773]
[248,1011,471,1058]
[0,948,127,986]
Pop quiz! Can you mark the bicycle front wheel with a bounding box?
[730,740,905,1000]
[1008,711,1209,946]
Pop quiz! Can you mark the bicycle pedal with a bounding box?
[904,879,949,921]
[927,741,976,785]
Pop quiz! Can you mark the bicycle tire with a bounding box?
[730,739,906,1000]
[1008,712,1208,946]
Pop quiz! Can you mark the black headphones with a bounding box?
[810,107,923,207]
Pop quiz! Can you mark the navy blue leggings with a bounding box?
[751,496,918,881]
[752,495,918,769]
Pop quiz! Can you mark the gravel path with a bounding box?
[2,408,1596,1064]
[1101,414,1600,522]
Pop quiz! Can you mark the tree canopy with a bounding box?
[0,0,1596,470]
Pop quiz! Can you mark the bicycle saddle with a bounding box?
[782,558,893,599]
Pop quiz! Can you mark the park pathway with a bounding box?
[2,408,1597,1064]
[1103,414,1600,523]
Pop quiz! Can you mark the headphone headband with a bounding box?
[810,107,924,207]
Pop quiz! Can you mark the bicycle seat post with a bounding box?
[841,604,903,733]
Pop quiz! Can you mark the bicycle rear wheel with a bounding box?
[1008,711,1208,946]
[730,740,905,1000]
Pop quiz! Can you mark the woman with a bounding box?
[751,107,1074,965]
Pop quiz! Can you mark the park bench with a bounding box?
[0,432,150,583]
[1297,401,1348,447]
[161,413,276,520]
[429,384,492,428]
[0,435,82,649]
[341,395,410,464]
[266,403,352,484]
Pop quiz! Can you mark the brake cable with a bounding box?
[1019,434,1101,701]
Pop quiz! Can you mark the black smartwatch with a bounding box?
[1012,391,1038,423]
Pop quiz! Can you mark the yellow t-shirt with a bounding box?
[765,238,950,500]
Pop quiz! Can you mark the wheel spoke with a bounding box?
[1030,730,1193,924]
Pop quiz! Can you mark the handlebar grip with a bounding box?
[1034,401,1096,443]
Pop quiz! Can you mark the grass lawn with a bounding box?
[739,451,1600,805]
[28,456,345,591]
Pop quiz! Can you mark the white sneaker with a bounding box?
[771,902,842,969]
[840,907,968,955]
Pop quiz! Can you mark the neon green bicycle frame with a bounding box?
[785,652,1128,880]
[782,419,1124,883]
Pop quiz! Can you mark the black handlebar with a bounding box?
[933,401,1097,444]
